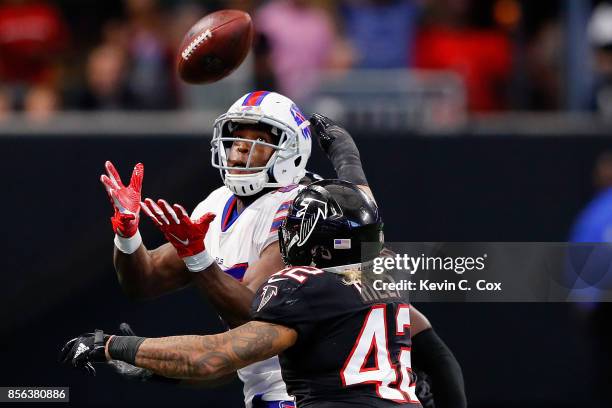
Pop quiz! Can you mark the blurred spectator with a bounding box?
[0,87,10,120]
[122,0,177,109]
[524,19,563,110]
[0,0,68,85]
[23,84,59,121]
[165,2,205,52]
[570,152,612,242]
[0,0,69,114]
[341,0,421,68]
[569,151,612,408]
[588,2,612,117]
[253,31,277,92]
[255,0,337,103]
[413,0,512,111]
[72,44,137,110]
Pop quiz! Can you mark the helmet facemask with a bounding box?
[211,116,299,196]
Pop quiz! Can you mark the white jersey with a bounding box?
[191,184,303,407]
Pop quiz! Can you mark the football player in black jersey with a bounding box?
[60,179,465,407]
[60,115,465,407]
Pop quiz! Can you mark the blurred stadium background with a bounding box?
[2,0,612,407]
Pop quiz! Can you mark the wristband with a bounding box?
[108,336,146,365]
[183,250,215,272]
[114,230,143,254]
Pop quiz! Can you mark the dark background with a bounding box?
[0,132,608,407]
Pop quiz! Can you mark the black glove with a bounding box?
[107,323,155,382]
[309,113,339,152]
[414,368,436,408]
[59,330,110,376]
[308,113,369,186]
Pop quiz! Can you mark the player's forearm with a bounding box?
[132,335,236,380]
[193,263,255,327]
[113,245,158,298]
[412,329,467,408]
[119,321,294,380]
[113,244,192,299]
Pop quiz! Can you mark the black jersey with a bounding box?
[251,266,422,408]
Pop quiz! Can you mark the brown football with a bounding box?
[177,9,253,84]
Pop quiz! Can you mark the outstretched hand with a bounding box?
[100,161,143,237]
[59,330,110,376]
[141,198,216,258]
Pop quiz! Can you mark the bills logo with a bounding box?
[257,285,278,312]
[290,104,311,139]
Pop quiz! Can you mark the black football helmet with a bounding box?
[279,179,383,268]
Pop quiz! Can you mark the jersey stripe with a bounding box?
[224,262,248,281]
[276,201,292,213]
[221,195,239,232]
[270,217,286,232]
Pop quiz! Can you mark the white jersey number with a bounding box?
[340,304,418,403]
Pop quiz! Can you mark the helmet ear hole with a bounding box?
[294,156,302,167]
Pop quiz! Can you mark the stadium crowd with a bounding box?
[0,0,610,120]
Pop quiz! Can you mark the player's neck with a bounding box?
[235,188,272,213]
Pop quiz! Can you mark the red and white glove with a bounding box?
[141,198,216,272]
[100,161,143,254]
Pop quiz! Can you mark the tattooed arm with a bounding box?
[116,321,297,380]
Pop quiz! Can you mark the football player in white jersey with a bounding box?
[101,91,312,408]
[98,92,465,408]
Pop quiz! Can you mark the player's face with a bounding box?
[227,127,275,174]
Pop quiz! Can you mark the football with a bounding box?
[177,9,253,84]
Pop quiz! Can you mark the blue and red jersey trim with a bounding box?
[275,184,299,193]
[224,262,248,281]
[270,217,285,233]
[269,200,293,233]
[221,195,239,232]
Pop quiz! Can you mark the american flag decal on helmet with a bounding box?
[334,239,351,249]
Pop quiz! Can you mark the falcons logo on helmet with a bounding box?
[295,198,328,247]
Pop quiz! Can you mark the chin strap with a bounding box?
[225,171,269,196]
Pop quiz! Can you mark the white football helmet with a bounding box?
[211,91,312,196]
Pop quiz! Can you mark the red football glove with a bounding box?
[140,198,216,258]
[100,161,143,238]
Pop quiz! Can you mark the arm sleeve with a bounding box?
[309,114,368,186]
[411,328,467,408]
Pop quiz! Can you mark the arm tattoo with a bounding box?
[230,320,280,361]
[133,322,296,380]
